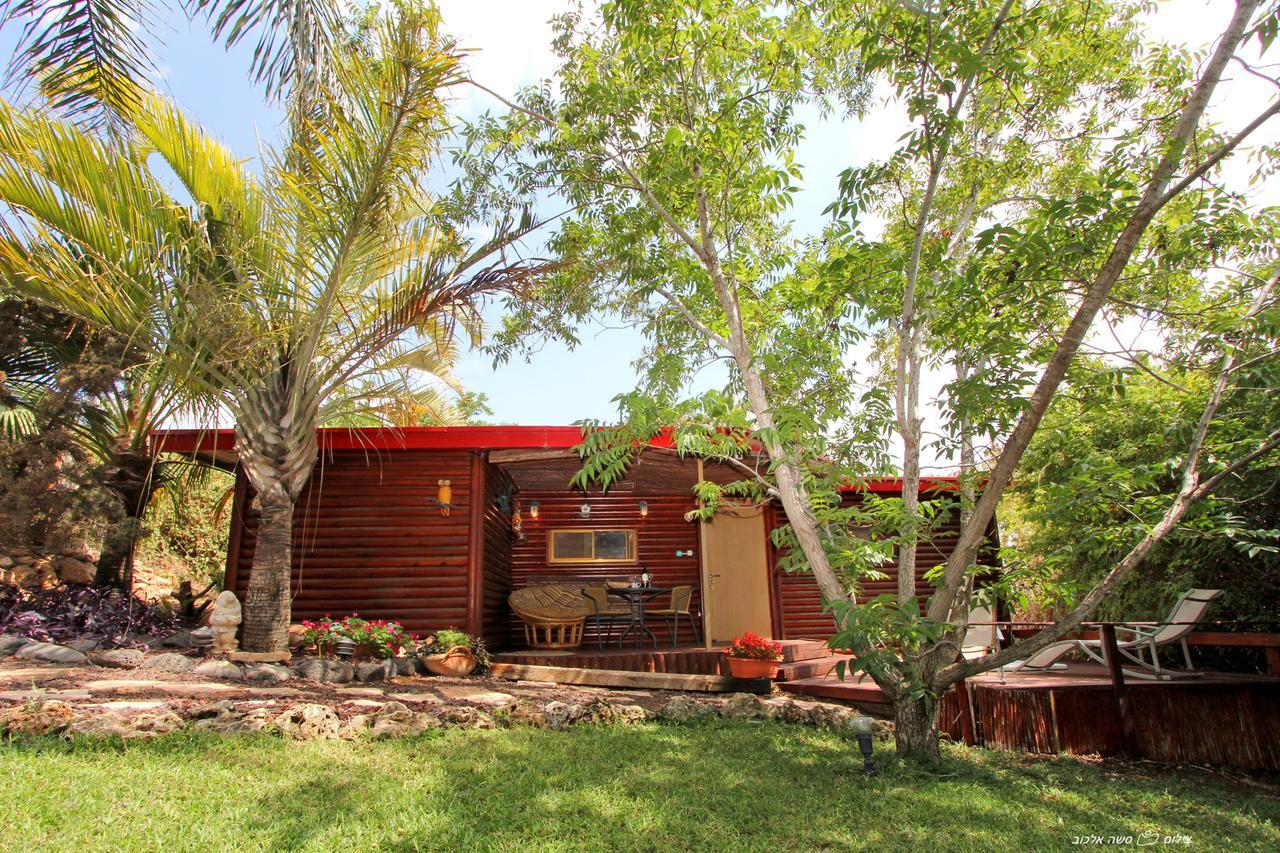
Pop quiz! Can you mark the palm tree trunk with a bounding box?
[241,499,295,652]
[95,450,154,589]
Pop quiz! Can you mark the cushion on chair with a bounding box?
[509,585,593,623]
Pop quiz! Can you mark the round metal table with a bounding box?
[606,585,671,647]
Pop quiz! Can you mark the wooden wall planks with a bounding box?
[230,449,473,637]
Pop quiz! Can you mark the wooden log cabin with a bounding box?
[153,425,999,649]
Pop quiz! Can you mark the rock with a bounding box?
[760,697,790,720]
[236,707,277,734]
[15,642,88,664]
[142,652,195,673]
[91,649,145,669]
[355,662,385,684]
[0,699,76,735]
[292,658,354,684]
[0,635,33,657]
[0,555,12,569]
[192,660,243,681]
[369,701,438,738]
[287,624,308,650]
[506,700,549,729]
[340,714,371,738]
[158,631,199,649]
[392,656,416,677]
[274,704,340,741]
[65,638,103,653]
[612,704,649,724]
[70,707,184,739]
[720,693,765,720]
[244,663,293,684]
[781,700,813,726]
[189,700,243,734]
[542,701,586,730]
[657,695,714,723]
[51,556,96,585]
[809,703,853,733]
[442,706,494,729]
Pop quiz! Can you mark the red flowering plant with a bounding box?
[725,632,783,661]
[300,614,415,658]
[299,616,344,651]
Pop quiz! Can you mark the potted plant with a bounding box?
[418,627,489,676]
[299,614,415,661]
[299,617,343,658]
[724,632,784,679]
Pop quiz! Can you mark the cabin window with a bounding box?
[548,528,638,564]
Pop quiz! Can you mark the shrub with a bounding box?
[0,583,175,647]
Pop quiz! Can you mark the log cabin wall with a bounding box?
[509,492,703,647]
[480,462,515,649]
[227,448,474,637]
[770,492,1002,640]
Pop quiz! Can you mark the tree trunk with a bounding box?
[894,690,942,763]
[94,522,136,588]
[241,499,295,652]
[95,450,155,589]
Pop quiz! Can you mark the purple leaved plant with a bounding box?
[0,583,177,648]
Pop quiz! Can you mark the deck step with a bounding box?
[489,662,770,693]
[775,639,832,663]
[776,654,852,681]
[779,675,893,712]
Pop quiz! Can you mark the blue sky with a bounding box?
[2,1,1275,457]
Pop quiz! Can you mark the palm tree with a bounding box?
[0,0,339,130]
[0,4,554,651]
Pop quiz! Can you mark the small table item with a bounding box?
[607,586,671,647]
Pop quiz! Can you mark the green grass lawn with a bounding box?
[3,721,1277,851]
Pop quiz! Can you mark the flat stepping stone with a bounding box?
[335,687,386,698]
[344,699,386,709]
[385,692,442,705]
[0,689,92,701]
[0,667,74,683]
[98,700,169,712]
[433,684,517,707]
[85,678,239,696]
[15,642,87,664]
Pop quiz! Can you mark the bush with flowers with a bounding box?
[725,632,783,661]
[299,613,416,658]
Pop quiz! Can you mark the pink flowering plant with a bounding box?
[301,613,415,658]
[725,632,783,661]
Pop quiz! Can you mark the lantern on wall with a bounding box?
[580,502,591,519]
[436,479,452,516]
[529,500,540,520]
[638,500,649,518]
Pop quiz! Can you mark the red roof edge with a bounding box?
[149,425,949,492]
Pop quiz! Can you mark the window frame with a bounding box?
[547,528,638,565]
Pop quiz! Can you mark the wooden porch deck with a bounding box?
[782,662,1280,770]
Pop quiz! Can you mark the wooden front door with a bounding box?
[700,505,773,644]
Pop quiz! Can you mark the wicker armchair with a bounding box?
[508,584,593,649]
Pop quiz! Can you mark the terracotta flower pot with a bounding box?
[420,645,477,677]
[725,655,780,680]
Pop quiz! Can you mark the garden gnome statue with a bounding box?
[208,590,242,654]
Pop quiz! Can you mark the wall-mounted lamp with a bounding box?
[529,500,539,520]
[580,502,591,519]
[638,500,649,518]
[435,479,453,516]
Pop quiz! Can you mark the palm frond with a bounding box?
[0,0,158,128]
